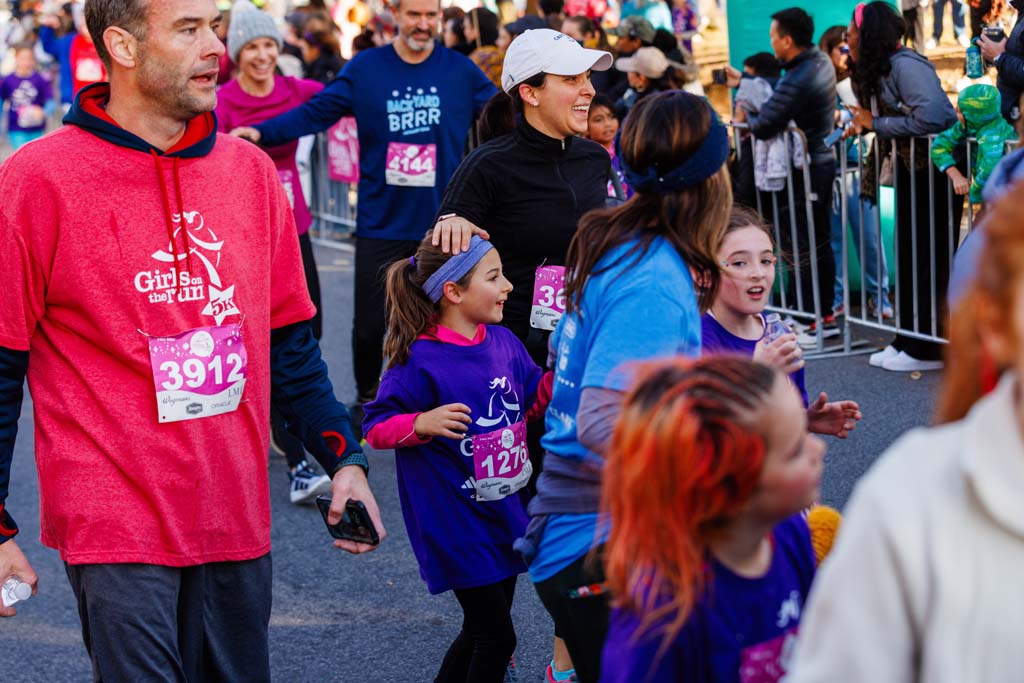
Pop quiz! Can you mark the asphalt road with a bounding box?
[1,241,943,683]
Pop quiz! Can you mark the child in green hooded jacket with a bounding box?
[931,84,1017,205]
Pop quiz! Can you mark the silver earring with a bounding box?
[532,101,540,107]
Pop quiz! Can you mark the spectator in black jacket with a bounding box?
[726,7,839,335]
[979,0,1024,124]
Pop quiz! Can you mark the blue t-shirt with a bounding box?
[601,514,817,683]
[0,72,52,133]
[255,44,496,241]
[363,326,541,594]
[701,313,809,407]
[531,236,702,582]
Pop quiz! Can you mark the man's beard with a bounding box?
[404,33,435,52]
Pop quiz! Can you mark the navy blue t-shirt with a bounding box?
[255,44,496,241]
[701,312,809,407]
[601,515,817,683]
[363,326,542,594]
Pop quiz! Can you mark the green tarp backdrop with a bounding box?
[724,1,898,65]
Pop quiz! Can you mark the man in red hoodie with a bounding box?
[0,0,384,679]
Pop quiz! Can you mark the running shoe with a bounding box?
[869,345,898,368]
[545,662,578,682]
[289,460,333,505]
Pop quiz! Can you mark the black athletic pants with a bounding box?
[353,236,420,403]
[435,576,518,683]
[533,549,610,683]
[65,554,273,683]
[272,231,322,469]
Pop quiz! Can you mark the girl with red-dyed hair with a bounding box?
[600,356,825,682]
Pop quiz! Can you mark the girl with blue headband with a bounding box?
[518,90,734,681]
[362,231,553,682]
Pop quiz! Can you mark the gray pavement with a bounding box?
[1,241,942,682]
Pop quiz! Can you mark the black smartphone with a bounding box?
[316,496,380,546]
[712,68,728,85]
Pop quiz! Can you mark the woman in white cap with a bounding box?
[431,28,613,683]
[215,0,334,505]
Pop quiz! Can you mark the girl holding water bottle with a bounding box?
[702,206,862,438]
[362,232,551,683]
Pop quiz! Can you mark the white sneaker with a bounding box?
[925,38,937,50]
[289,460,333,504]
[869,345,899,367]
[881,351,944,372]
[958,34,972,48]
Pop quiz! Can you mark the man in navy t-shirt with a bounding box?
[231,0,497,415]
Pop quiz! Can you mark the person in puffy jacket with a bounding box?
[931,83,1016,205]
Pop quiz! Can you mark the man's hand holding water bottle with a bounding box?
[0,539,37,617]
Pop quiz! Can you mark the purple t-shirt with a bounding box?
[601,515,816,683]
[363,325,542,594]
[215,75,323,234]
[701,313,809,407]
[0,72,52,133]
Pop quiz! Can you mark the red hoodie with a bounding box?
[0,85,315,565]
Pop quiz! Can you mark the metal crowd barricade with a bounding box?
[733,114,1021,357]
[307,130,357,246]
[839,133,1017,351]
[729,121,834,355]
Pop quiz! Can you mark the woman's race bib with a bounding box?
[472,420,531,501]
[147,323,247,423]
[529,265,566,331]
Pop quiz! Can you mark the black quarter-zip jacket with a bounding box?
[436,118,611,338]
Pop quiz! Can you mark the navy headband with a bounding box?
[422,236,494,303]
[616,104,730,194]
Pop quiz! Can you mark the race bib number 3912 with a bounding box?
[148,323,247,423]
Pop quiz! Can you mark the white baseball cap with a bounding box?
[501,29,613,94]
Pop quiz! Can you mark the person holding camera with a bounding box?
[979,0,1024,124]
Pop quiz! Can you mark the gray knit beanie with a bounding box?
[227,0,283,64]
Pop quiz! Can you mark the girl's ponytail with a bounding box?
[384,253,437,369]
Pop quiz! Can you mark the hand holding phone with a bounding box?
[316,496,381,546]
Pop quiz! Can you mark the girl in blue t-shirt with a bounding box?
[702,205,862,439]
[600,356,825,682]
[362,231,551,683]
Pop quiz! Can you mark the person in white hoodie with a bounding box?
[789,183,1024,683]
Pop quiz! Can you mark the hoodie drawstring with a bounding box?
[151,151,193,295]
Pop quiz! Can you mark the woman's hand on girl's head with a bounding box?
[807,393,862,439]
[431,216,490,255]
[754,333,805,373]
[414,403,473,439]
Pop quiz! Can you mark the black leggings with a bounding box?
[533,549,610,683]
[435,576,518,683]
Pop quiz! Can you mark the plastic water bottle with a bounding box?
[764,313,790,343]
[2,576,31,607]
[966,41,984,79]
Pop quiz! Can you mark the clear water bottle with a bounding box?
[2,576,31,607]
[764,312,790,343]
[966,41,984,79]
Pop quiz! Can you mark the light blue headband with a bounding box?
[422,236,494,303]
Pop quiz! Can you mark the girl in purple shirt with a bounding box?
[600,356,824,682]
[702,206,862,438]
[363,233,552,682]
